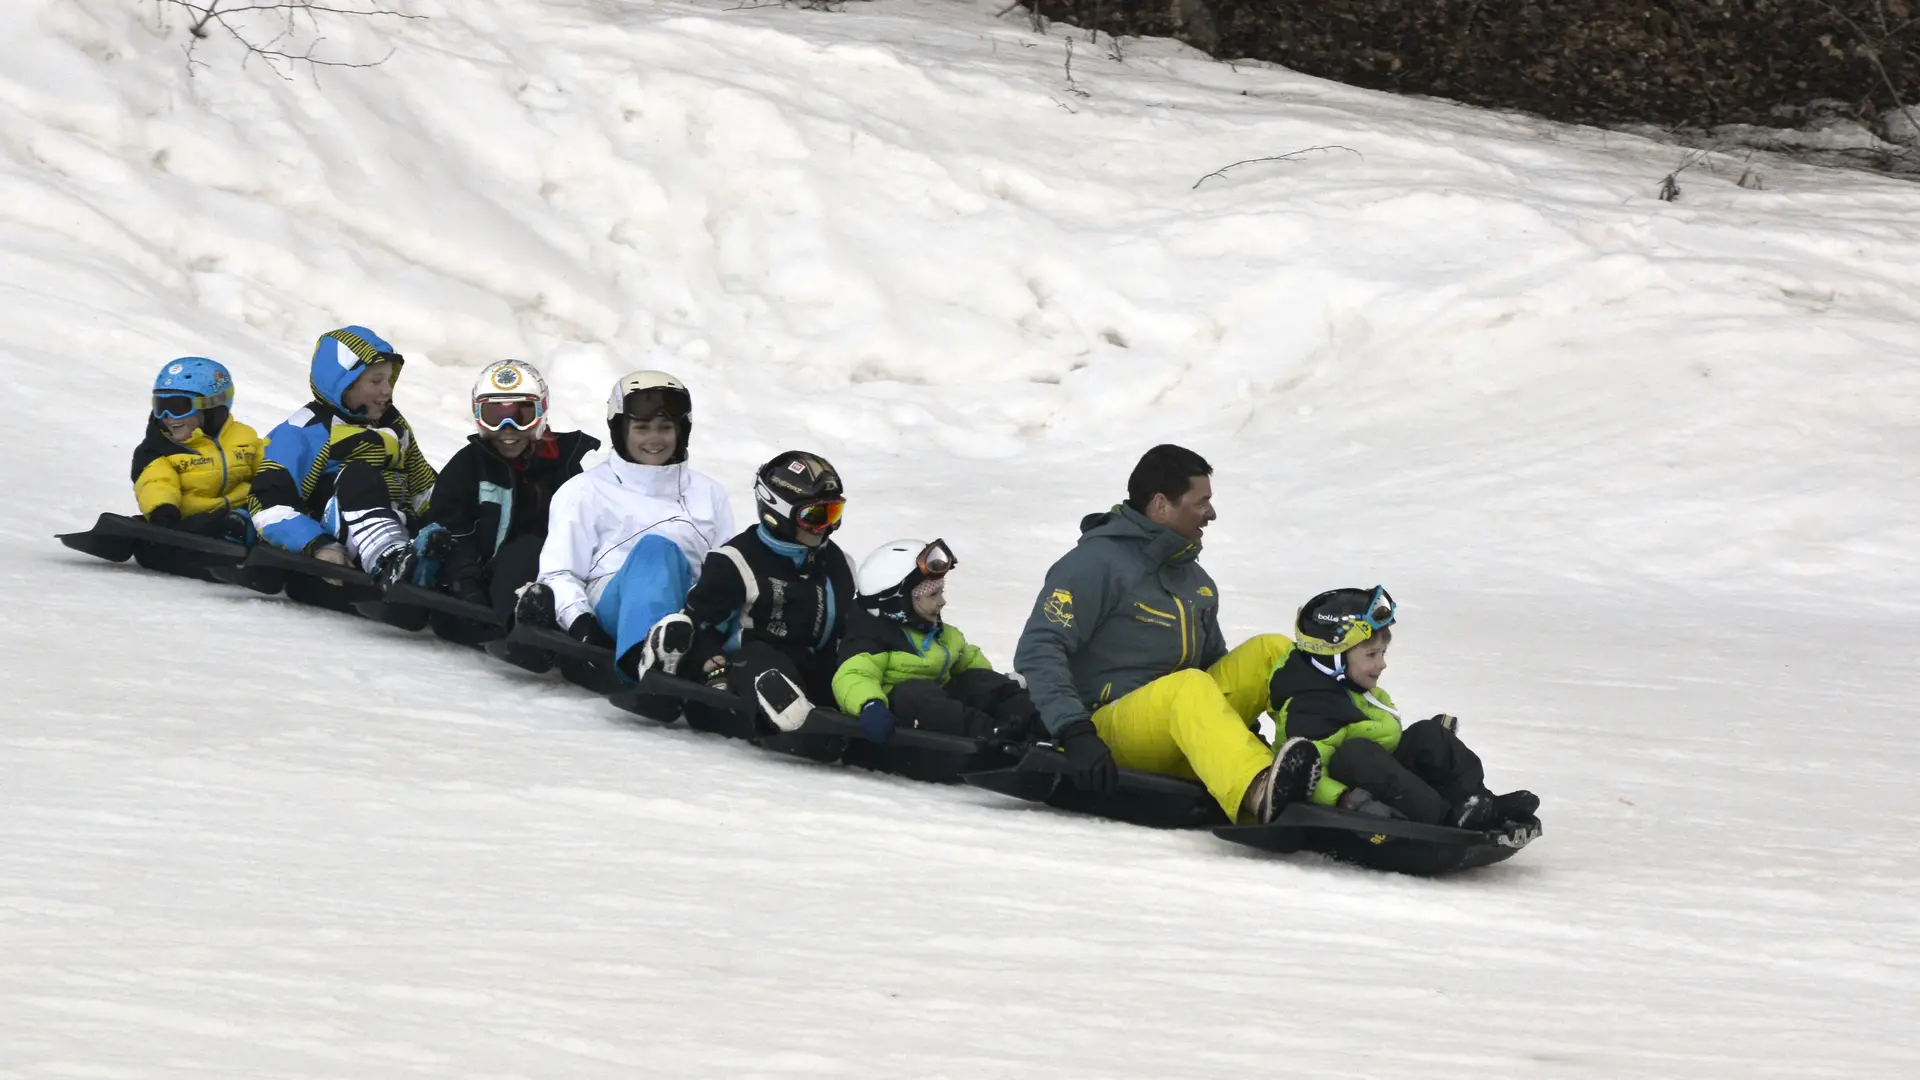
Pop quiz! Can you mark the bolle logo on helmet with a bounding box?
[1314,611,1352,625]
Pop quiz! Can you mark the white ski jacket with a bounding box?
[537,456,736,631]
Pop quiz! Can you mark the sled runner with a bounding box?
[57,513,248,578]
[963,744,1229,829]
[207,543,380,611]
[483,622,622,693]
[354,583,506,644]
[1214,804,1543,876]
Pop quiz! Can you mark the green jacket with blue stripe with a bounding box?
[832,606,992,714]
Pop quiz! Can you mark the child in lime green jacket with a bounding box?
[1267,586,1538,829]
[832,539,1038,744]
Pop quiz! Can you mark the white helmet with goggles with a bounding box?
[472,359,550,437]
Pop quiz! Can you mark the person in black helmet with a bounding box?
[653,450,857,732]
[1270,585,1539,830]
[515,370,733,680]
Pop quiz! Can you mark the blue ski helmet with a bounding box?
[151,357,235,419]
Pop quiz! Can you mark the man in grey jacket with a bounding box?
[1013,444,1320,824]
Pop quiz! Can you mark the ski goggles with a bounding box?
[917,538,957,576]
[1355,585,1396,630]
[475,396,544,432]
[794,498,846,533]
[1301,585,1397,652]
[152,389,232,420]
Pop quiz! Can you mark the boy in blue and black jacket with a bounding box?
[248,326,436,586]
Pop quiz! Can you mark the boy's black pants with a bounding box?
[718,639,838,730]
[427,534,544,637]
[887,668,1039,742]
[482,534,545,612]
[131,509,248,579]
[1326,716,1487,824]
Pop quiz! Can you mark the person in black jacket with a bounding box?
[665,451,856,732]
[418,360,598,614]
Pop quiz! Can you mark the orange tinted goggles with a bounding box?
[795,498,845,532]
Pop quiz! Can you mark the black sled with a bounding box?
[483,622,623,694]
[206,543,380,612]
[1215,804,1542,876]
[962,744,1228,829]
[56,513,248,580]
[964,744,1538,874]
[354,582,506,645]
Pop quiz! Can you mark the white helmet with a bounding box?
[472,359,549,437]
[607,370,692,463]
[855,538,957,625]
[857,539,927,598]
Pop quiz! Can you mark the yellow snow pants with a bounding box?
[1089,634,1293,822]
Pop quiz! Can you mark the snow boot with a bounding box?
[1451,794,1498,830]
[1492,789,1540,823]
[371,544,417,592]
[752,669,813,733]
[1242,737,1322,824]
[640,612,695,677]
[513,582,557,630]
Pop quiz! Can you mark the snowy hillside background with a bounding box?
[3,0,1917,1075]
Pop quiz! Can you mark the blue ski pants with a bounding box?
[595,534,694,669]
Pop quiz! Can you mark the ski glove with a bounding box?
[857,700,897,744]
[146,504,182,528]
[414,523,455,560]
[1336,788,1404,820]
[567,613,615,650]
[1052,720,1118,794]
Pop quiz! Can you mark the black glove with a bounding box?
[567,613,615,649]
[146,504,182,528]
[1336,788,1404,820]
[416,524,456,560]
[1052,720,1117,793]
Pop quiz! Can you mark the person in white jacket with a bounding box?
[514,370,734,678]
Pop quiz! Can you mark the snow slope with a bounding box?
[3,0,1918,1075]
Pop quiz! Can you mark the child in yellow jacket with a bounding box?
[132,357,263,541]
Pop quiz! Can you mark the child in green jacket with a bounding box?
[1267,585,1538,829]
[832,539,1038,745]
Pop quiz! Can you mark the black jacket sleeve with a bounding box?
[684,547,748,669]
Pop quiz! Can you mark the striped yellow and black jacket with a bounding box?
[248,326,436,554]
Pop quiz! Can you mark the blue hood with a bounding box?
[309,326,402,415]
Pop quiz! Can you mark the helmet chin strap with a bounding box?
[1310,651,1401,719]
[1310,653,1347,682]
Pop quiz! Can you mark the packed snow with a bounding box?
[3,0,1918,1075]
